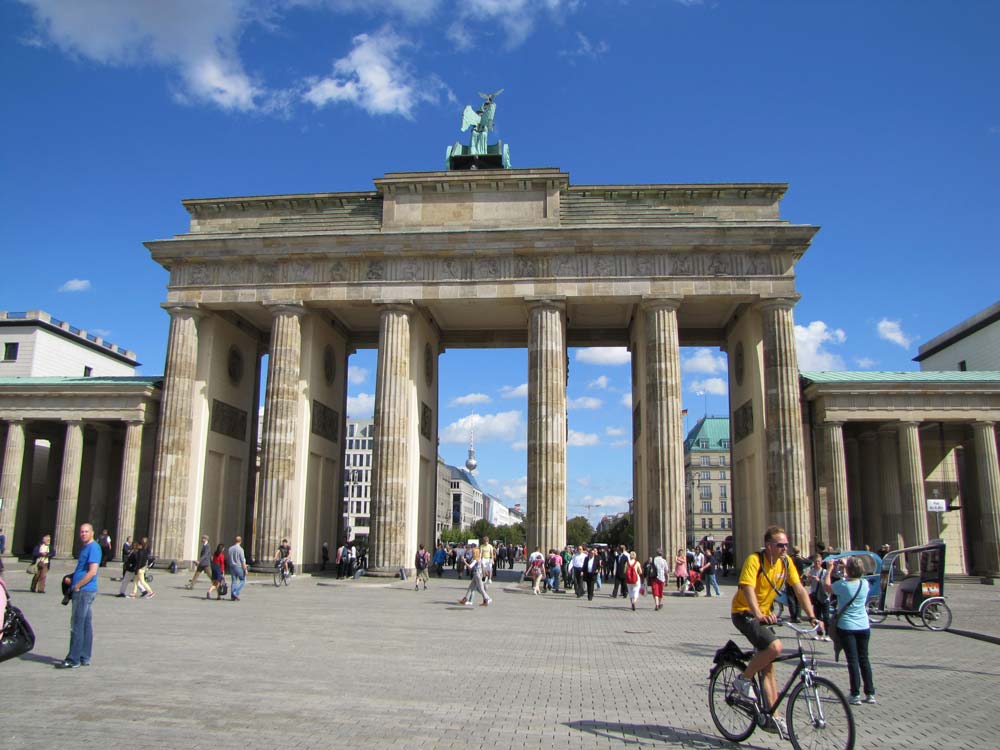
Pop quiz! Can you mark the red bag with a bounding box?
[625,562,639,585]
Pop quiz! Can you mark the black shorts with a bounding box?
[732,612,778,651]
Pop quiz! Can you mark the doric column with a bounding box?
[254,303,305,564]
[878,425,903,551]
[642,297,685,557]
[845,436,864,547]
[898,422,928,566]
[858,432,882,548]
[88,425,113,532]
[369,304,414,571]
[115,421,145,548]
[760,298,810,548]
[526,299,567,554]
[820,421,850,551]
[972,421,1000,575]
[54,420,85,557]
[149,303,202,561]
[0,419,27,548]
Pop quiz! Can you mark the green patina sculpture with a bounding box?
[447,89,512,170]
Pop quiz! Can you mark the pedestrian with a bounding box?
[582,547,601,600]
[480,536,495,584]
[321,541,330,571]
[98,529,112,567]
[432,542,447,577]
[227,535,248,601]
[673,548,688,592]
[117,543,140,597]
[187,535,212,589]
[610,545,629,599]
[458,547,492,606]
[651,549,669,610]
[120,536,133,579]
[0,527,6,555]
[527,547,545,594]
[571,545,587,597]
[701,545,721,597]
[131,538,155,598]
[207,544,227,600]
[546,549,563,593]
[30,534,52,593]
[624,550,643,611]
[823,556,876,705]
[414,543,430,591]
[61,523,101,668]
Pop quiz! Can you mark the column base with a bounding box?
[365,566,410,579]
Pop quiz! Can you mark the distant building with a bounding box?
[0,309,139,377]
[444,463,484,529]
[342,419,373,542]
[914,300,1000,372]
[684,416,733,545]
[596,511,628,534]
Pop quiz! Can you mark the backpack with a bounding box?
[643,560,657,583]
[625,561,639,585]
[416,551,428,570]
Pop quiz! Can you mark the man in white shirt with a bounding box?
[571,546,588,597]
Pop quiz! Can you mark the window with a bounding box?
[2,343,17,361]
[701,500,712,513]
[718,470,727,480]
[700,486,712,499]
[721,439,730,449]
[699,438,709,448]
[700,456,710,466]
[719,485,727,498]
[719,455,727,466]
[708,518,713,529]
[701,471,711,480]
[701,518,707,529]
[83,366,92,377]
[720,500,728,513]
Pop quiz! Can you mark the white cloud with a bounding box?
[347,392,375,417]
[500,475,527,502]
[21,0,263,111]
[588,375,610,390]
[855,357,877,369]
[610,439,631,448]
[567,396,602,410]
[511,440,527,451]
[451,392,491,406]
[690,377,728,396]
[447,0,579,50]
[605,426,625,437]
[500,383,528,399]
[303,27,448,118]
[91,328,112,337]
[58,278,91,292]
[348,365,369,384]
[578,494,629,509]
[439,411,521,444]
[576,476,591,487]
[877,318,915,349]
[621,393,633,409]
[794,320,847,370]
[568,429,599,447]
[576,347,631,366]
[559,31,608,60]
[682,347,727,375]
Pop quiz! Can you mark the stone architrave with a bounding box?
[88,425,113,532]
[0,419,27,545]
[369,305,414,572]
[845,436,864,548]
[115,421,145,546]
[820,421,850,551]
[878,425,904,552]
[149,304,202,562]
[858,432,882,548]
[972,421,1000,575]
[897,422,929,566]
[527,299,567,554]
[760,298,810,548]
[642,298,685,558]
[254,303,305,565]
[54,420,85,557]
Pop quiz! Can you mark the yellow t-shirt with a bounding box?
[731,551,801,615]
[480,543,494,560]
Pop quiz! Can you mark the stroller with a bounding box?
[687,567,704,593]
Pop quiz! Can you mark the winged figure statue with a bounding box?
[446,88,511,169]
[460,89,504,155]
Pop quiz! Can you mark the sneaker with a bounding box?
[848,695,862,705]
[863,694,877,705]
[145,592,156,599]
[763,716,787,738]
[79,661,90,667]
[59,660,80,669]
[733,675,755,702]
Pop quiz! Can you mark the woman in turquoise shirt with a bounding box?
[823,557,876,705]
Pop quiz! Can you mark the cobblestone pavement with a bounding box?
[3,562,998,749]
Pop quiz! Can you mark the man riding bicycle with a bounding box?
[731,526,822,733]
[274,538,295,577]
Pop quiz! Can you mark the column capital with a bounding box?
[820,420,846,429]
[373,300,417,316]
[973,419,996,430]
[640,295,683,312]
[62,418,85,427]
[161,302,204,320]
[263,301,307,318]
[2,417,26,427]
[524,296,566,311]
[897,420,922,429]
[757,294,801,312]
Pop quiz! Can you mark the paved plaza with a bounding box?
[3,562,999,749]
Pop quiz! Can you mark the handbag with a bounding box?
[1,588,37,663]
[218,579,229,597]
[26,563,37,576]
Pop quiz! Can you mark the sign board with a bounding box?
[927,498,947,513]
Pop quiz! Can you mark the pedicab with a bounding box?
[866,541,952,631]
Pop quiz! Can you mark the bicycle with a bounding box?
[273,559,292,587]
[708,620,855,750]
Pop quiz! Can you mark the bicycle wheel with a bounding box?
[865,600,886,624]
[921,599,952,631]
[904,612,924,628]
[787,675,854,750]
[283,569,290,586]
[708,663,756,742]
[273,569,281,587]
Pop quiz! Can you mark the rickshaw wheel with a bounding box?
[866,600,886,624]
[921,599,952,631]
[904,613,925,628]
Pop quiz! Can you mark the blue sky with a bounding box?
[3,1,999,523]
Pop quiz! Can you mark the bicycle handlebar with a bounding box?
[774,618,822,635]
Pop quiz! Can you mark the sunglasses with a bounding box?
[771,542,789,549]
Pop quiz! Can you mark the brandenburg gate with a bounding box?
[143,167,819,571]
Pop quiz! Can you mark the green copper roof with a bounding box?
[800,371,1000,384]
[0,376,162,387]
[684,415,731,451]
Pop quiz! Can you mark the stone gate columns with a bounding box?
[760,298,810,548]
[878,426,903,551]
[898,421,929,565]
[859,432,882,548]
[845,436,863,548]
[115,421,145,547]
[0,419,26,548]
[642,298,685,558]
[526,299,567,554]
[369,305,414,572]
[254,303,305,564]
[149,303,202,561]
[972,421,1000,575]
[54,420,85,557]
[88,426,113,532]
[819,421,850,551]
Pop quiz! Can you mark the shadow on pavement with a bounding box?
[566,719,771,749]
[18,652,64,667]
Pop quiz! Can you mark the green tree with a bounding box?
[565,515,595,547]
[593,514,633,549]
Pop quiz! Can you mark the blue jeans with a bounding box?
[838,628,875,697]
[547,569,560,591]
[705,573,721,596]
[230,572,246,598]
[67,589,97,664]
